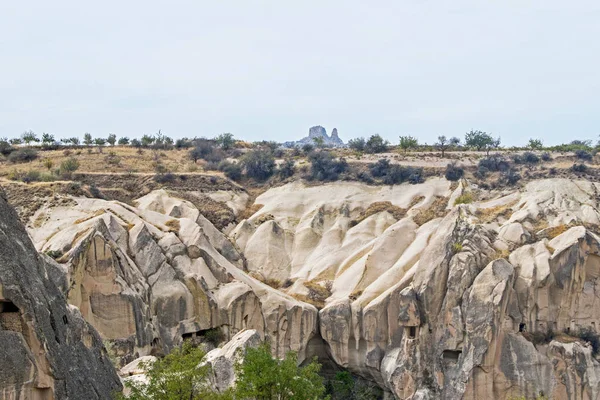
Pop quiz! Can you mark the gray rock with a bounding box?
[0,195,121,399]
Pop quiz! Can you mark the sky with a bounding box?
[1,1,599,146]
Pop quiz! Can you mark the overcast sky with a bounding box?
[1,1,599,145]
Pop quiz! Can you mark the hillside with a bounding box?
[2,148,600,398]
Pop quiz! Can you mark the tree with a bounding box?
[364,134,388,154]
[242,150,276,181]
[235,343,327,400]
[435,135,449,157]
[83,133,93,146]
[21,130,39,145]
[118,137,130,145]
[69,137,80,146]
[348,137,366,152]
[131,138,142,148]
[94,137,107,147]
[449,137,461,147]
[464,130,493,152]
[487,136,501,155]
[107,133,117,146]
[121,341,221,400]
[399,135,418,153]
[41,133,55,144]
[141,134,155,147]
[215,133,235,150]
[9,138,23,145]
[313,136,325,148]
[528,138,543,150]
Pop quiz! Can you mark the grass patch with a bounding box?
[413,196,448,226]
[454,192,474,205]
[475,200,517,223]
[348,289,363,301]
[165,219,181,232]
[240,203,264,220]
[350,201,407,226]
[451,242,463,254]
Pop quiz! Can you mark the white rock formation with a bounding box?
[18,177,600,399]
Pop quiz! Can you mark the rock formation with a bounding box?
[8,177,600,399]
[0,190,121,399]
[283,125,345,148]
[26,189,317,367]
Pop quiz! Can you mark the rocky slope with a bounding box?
[0,190,121,399]
[8,177,600,399]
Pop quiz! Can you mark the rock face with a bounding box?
[203,329,262,392]
[231,178,600,399]
[12,177,600,399]
[0,191,121,399]
[284,125,345,148]
[27,189,317,367]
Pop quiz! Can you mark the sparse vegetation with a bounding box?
[454,192,474,205]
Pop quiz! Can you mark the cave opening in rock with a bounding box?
[442,349,462,362]
[0,300,19,313]
[519,323,526,332]
[405,326,417,339]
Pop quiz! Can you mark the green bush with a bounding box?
[235,343,327,400]
[309,151,347,181]
[8,148,38,163]
[60,157,80,175]
[242,150,276,181]
[278,158,295,178]
[445,163,464,181]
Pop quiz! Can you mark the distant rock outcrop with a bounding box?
[284,125,345,148]
[0,191,121,399]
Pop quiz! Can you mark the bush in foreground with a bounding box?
[120,341,328,400]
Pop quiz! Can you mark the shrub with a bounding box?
[202,327,225,346]
[575,328,600,355]
[454,192,474,205]
[572,163,588,173]
[120,341,214,400]
[501,168,521,185]
[348,137,366,152]
[522,152,540,164]
[278,158,295,178]
[445,163,464,181]
[45,250,63,259]
[0,139,14,156]
[301,143,314,154]
[541,152,551,161]
[21,170,41,183]
[369,159,390,177]
[222,162,243,181]
[60,157,80,175]
[234,343,327,400]
[575,149,593,161]
[478,154,510,172]
[8,148,38,163]
[309,151,347,181]
[242,150,276,181]
[364,134,388,153]
[154,172,176,183]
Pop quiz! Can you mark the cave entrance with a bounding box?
[442,350,462,362]
[0,300,19,313]
[405,326,418,339]
[0,300,22,332]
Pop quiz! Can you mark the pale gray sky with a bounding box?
[1,1,599,145]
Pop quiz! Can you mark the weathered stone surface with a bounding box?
[0,192,121,399]
[203,329,262,392]
[29,190,317,367]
